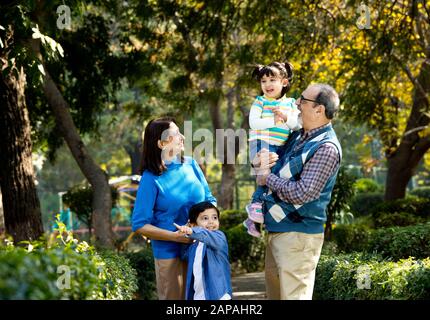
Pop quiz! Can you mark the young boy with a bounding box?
[174,201,232,300]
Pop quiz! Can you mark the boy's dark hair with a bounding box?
[251,61,294,96]
[188,201,220,224]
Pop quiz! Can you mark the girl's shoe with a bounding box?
[243,218,261,238]
[245,203,264,224]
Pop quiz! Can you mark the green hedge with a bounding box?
[332,223,372,252]
[124,247,157,300]
[372,197,430,219]
[220,210,247,232]
[353,178,383,194]
[315,253,430,300]
[0,219,138,300]
[0,245,137,299]
[225,224,265,274]
[368,223,430,260]
[372,211,423,228]
[332,222,430,260]
[350,192,384,217]
[409,186,430,199]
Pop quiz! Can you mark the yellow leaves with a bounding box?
[362,134,373,145]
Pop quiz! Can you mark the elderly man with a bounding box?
[253,83,342,300]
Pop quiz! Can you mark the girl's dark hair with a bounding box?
[139,117,182,176]
[251,61,294,96]
[188,201,220,224]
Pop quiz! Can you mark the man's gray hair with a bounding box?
[313,84,340,119]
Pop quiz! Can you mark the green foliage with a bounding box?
[327,166,357,219]
[0,217,137,299]
[315,253,430,300]
[314,252,384,300]
[225,224,265,274]
[368,223,430,260]
[98,250,138,300]
[353,178,383,194]
[333,221,430,261]
[350,192,385,217]
[123,247,157,300]
[63,185,118,229]
[332,223,372,253]
[372,197,430,219]
[409,187,430,199]
[219,209,247,232]
[373,211,423,228]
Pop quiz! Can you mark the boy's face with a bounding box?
[194,208,220,231]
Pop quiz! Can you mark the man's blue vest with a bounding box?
[262,124,342,234]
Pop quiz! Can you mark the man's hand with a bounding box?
[252,148,278,173]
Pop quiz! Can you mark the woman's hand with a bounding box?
[174,231,193,243]
[174,223,193,235]
[137,224,192,243]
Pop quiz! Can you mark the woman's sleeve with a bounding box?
[131,172,158,232]
[192,159,217,205]
[249,98,275,130]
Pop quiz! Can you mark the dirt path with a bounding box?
[231,272,266,300]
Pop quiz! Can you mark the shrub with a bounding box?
[373,211,423,228]
[0,219,138,300]
[98,250,138,300]
[353,178,383,194]
[350,192,384,217]
[332,223,372,253]
[219,210,247,232]
[63,185,119,235]
[325,166,357,239]
[372,197,430,219]
[314,252,384,300]
[368,223,430,260]
[332,222,430,260]
[225,224,265,274]
[123,247,157,300]
[409,186,430,199]
[315,253,430,300]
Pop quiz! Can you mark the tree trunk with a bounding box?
[385,152,414,201]
[29,40,115,248]
[42,68,115,248]
[324,215,333,241]
[124,140,142,175]
[0,190,4,234]
[384,52,430,201]
[219,164,236,209]
[0,47,44,243]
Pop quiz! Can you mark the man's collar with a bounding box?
[301,122,332,139]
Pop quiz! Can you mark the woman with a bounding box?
[132,117,216,300]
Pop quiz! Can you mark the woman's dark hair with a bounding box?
[139,117,182,176]
[188,201,220,224]
[251,61,294,97]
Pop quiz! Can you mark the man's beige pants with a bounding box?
[154,258,187,300]
[265,231,324,300]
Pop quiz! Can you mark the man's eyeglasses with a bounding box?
[299,94,319,105]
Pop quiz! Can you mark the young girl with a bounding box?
[245,61,301,238]
[175,201,232,300]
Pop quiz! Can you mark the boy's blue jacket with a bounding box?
[181,227,232,300]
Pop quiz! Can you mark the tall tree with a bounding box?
[0,21,44,243]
